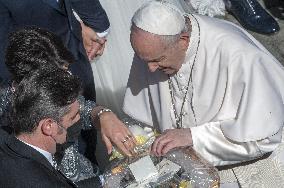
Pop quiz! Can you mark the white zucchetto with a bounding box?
[132,1,185,35]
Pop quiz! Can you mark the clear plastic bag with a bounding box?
[103,118,220,188]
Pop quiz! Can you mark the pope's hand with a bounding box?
[151,128,193,156]
[99,112,136,157]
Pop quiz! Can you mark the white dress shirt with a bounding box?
[18,138,54,166]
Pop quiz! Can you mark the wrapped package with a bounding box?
[103,118,219,188]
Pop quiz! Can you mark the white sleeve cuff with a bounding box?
[97,28,109,38]
[72,9,109,38]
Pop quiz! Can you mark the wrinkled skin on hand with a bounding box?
[80,22,106,61]
[151,128,193,156]
[99,112,136,157]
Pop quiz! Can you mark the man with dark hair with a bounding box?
[0,27,72,133]
[0,68,80,187]
[1,27,136,184]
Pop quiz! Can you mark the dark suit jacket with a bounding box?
[0,0,110,100]
[0,128,77,188]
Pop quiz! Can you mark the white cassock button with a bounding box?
[178,73,183,78]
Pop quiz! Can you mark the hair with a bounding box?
[5,27,75,84]
[10,67,81,135]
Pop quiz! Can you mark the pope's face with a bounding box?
[130,27,189,75]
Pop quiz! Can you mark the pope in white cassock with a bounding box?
[123,1,284,187]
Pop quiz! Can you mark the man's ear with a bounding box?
[178,32,190,50]
[40,118,54,136]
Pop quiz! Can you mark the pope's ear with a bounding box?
[40,118,54,136]
[178,32,190,50]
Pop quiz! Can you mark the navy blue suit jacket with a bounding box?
[0,128,77,187]
[0,0,110,100]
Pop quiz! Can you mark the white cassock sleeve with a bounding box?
[191,123,282,166]
[189,44,284,166]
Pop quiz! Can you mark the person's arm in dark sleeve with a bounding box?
[71,0,110,33]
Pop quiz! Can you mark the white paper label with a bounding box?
[129,155,158,184]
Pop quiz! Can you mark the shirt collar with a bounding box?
[17,138,53,165]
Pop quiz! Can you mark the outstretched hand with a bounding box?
[99,112,136,157]
[151,128,193,156]
[80,22,106,61]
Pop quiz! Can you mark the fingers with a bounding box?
[81,23,106,59]
[107,132,134,157]
[115,139,132,157]
[96,43,106,56]
[123,135,134,151]
[102,131,133,156]
[151,128,193,156]
[122,137,136,156]
[151,129,179,156]
[102,135,113,154]
[119,128,136,155]
[100,114,136,157]
[156,137,172,156]
[125,129,137,146]
[93,36,106,45]
[88,42,101,61]
[88,39,107,60]
[83,40,93,55]
[129,133,138,145]
[160,141,176,155]
[151,134,172,156]
[116,121,137,150]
